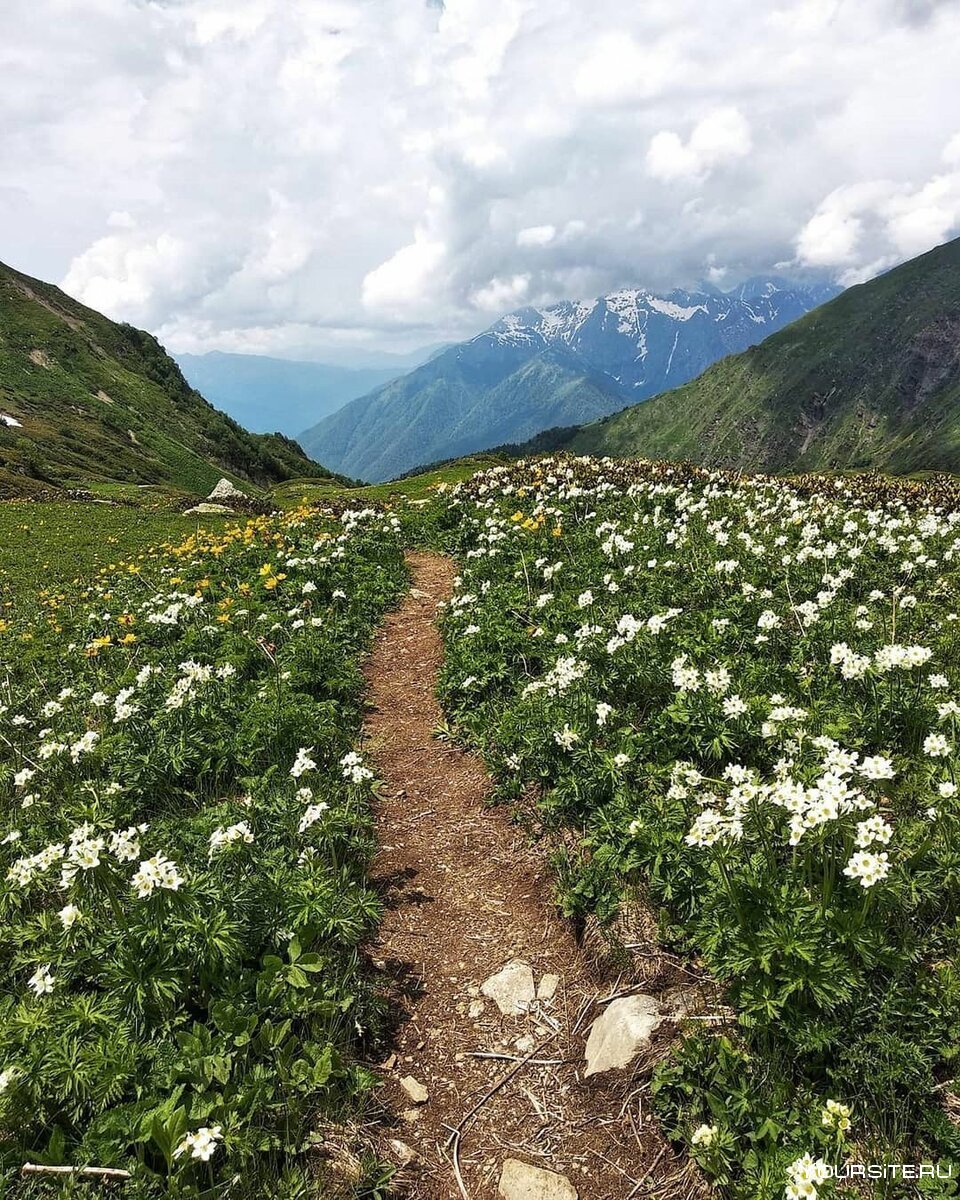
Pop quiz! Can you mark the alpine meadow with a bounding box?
[4,1,960,1198]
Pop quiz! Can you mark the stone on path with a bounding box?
[498,1158,578,1200]
[583,994,662,1077]
[481,959,536,1015]
[537,973,560,1002]
[400,1075,429,1104]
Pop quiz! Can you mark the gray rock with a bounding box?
[481,960,536,1016]
[498,1159,578,1200]
[584,994,662,1077]
[185,503,234,514]
[208,477,246,501]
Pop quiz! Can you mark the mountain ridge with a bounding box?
[0,261,334,496]
[557,236,960,474]
[299,276,838,481]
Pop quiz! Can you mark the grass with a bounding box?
[0,503,234,605]
[269,454,510,508]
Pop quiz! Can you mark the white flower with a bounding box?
[859,755,895,781]
[69,730,100,763]
[174,1125,223,1162]
[690,1123,718,1147]
[757,609,781,630]
[613,753,631,768]
[854,816,893,848]
[553,725,579,750]
[821,1098,852,1133]
[939,781,957,798]
[842,850,891,888]
[924,733,952,757]
[340,751,373,784]
[299,803,330,832]
[0,1067,16,1092]
[208,822,254,858]
[58,903,81,930]
[131,853,185,898]
[290,747,317,778]
[722,695,747,718]
[596,702,612,725]
[27,964,55,997]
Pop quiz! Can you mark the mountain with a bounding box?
[298,277,837,481]
[175,352,411,436]
[0,261,333,497]
[559,236,960,475]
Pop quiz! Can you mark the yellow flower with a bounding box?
[120,633,138,646]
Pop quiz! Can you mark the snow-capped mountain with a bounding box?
[299,277,839,482]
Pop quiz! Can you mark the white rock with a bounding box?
[481,960,536,1016]
[498,1158,578,1200]
[400,1075,429,1104]
[584,994,662,1077]
[537,973,560,1002]
[184,503,234,514]
[208,477,246,501]
[0,413,22,428]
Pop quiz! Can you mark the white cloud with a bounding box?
[361,232,447,315]
[471,274,531,312]
[647,108,753,183]
[517,224,556,247]
[795,170,960,276]
[1,0,959,354]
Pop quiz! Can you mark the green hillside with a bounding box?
[0,260,333,497]
[566,236,960,474]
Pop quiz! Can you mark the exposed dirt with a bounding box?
[363,551,704,1200]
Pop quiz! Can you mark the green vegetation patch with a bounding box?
[0,502,407,1196]
[425,455,960,1199]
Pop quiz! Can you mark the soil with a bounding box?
[363,551,705,1200]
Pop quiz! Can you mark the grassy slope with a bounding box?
[0,503,235,605]
[0,261,335,496]
[569,236,960,474]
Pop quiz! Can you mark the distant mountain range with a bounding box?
[176,349,439,437]
[544,236,960,475]
[299,277,839,481]
[0,261,331,497]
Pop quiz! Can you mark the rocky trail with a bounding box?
[363,551,707,1200]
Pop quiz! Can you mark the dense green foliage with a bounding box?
[0,262,334,497]
[0,503,406,1196]
[426,455,960,1198]
[561,236,960,475]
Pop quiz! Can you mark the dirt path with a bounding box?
[364,552,698,1200]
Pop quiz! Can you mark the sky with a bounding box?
[2,0,960,360]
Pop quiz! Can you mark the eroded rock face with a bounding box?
[498,1158,578,1200]
[583,994,663,1077]
[208,477,246,501]
[481,960,536,1016]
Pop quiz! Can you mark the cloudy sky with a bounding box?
[2,0,960,359]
